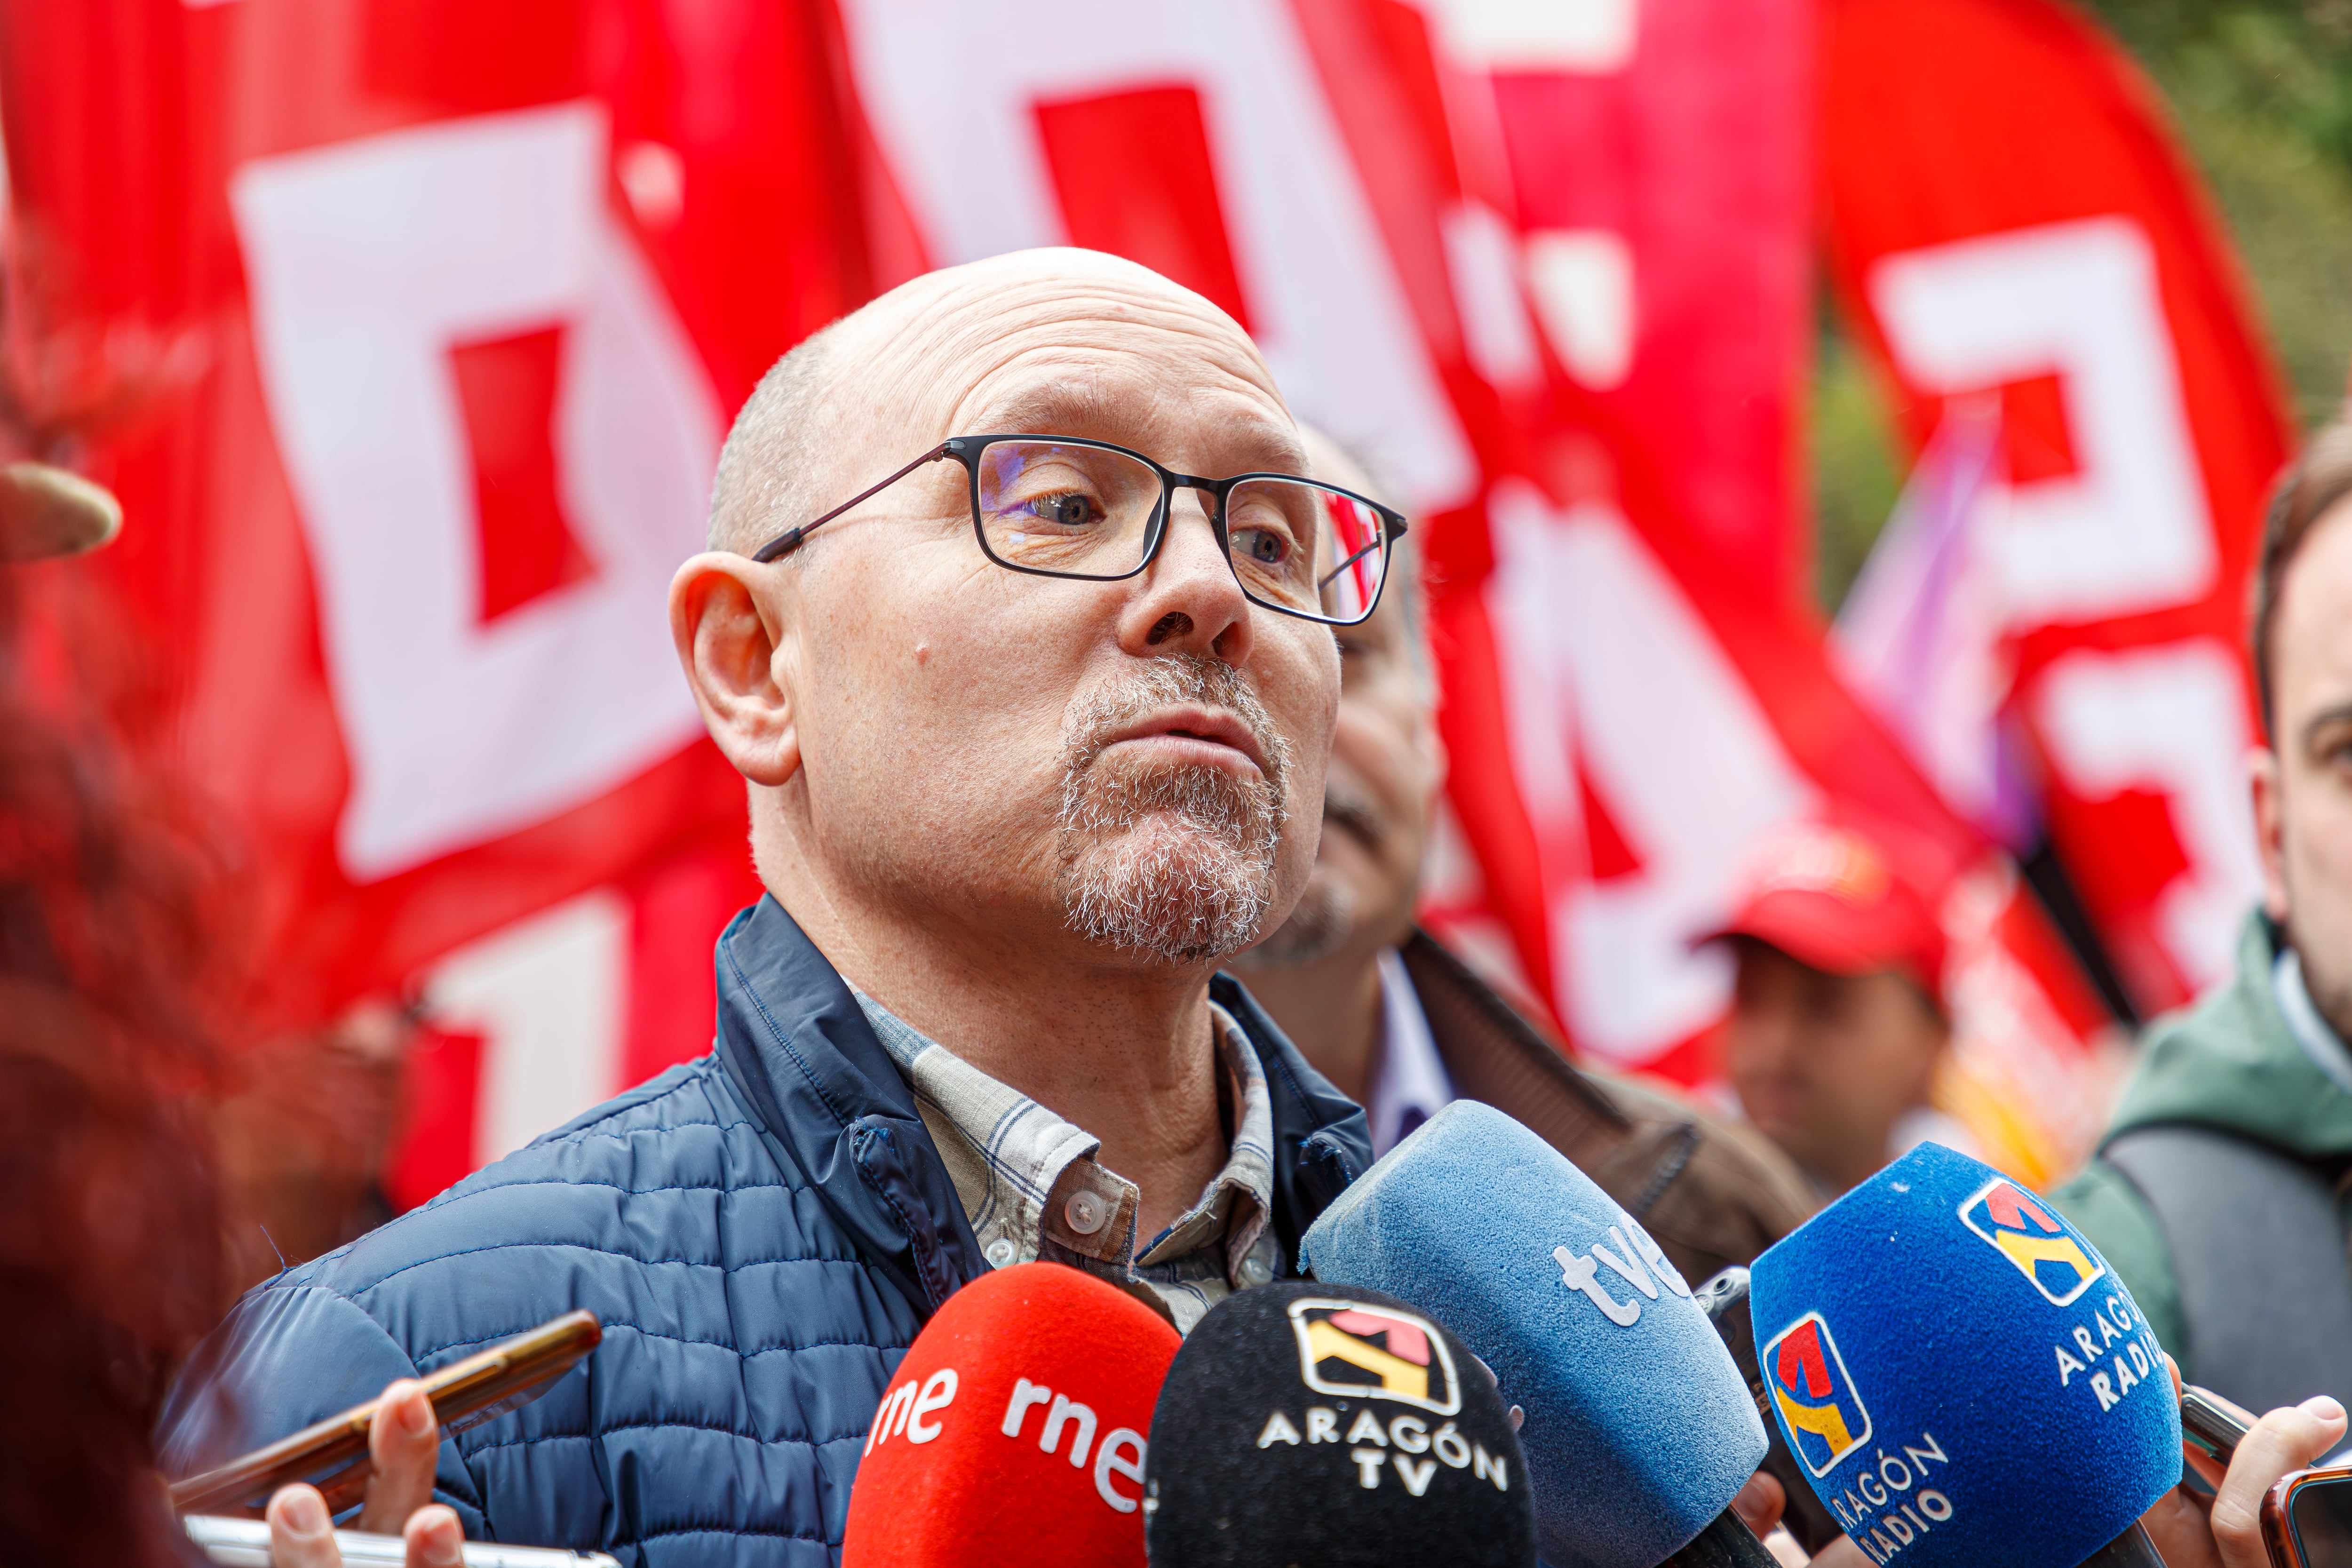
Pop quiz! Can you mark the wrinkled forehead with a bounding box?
[853,260,1304,477]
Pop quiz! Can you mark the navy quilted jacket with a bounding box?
[156,896,1370,1565]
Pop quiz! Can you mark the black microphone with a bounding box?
[1141,1279,1535,1567]
[1694,1266,1846,1554]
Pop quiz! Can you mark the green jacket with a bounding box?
[2055,912,2352,1357]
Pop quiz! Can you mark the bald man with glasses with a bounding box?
[158,250,1382,1561]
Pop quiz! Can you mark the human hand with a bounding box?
[2142,1355,2347,1568]
[1731,1469,1788,1537]
[263,1379,461,1568]
[1730,1470,1856,1566]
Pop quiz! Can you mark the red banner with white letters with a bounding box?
[2,0,2235,1189]
[0,0,880,1027]
[1820,0,2294,1016]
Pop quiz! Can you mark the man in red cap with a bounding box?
[1709,817,1969,1196]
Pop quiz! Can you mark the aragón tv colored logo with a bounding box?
[1286,1298,1462,1416]
[1761,1313,1873,1478]
[1958,1177,2104,1307]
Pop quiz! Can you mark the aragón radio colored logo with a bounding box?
[1761,1313,1873,1478]
[1287,1298,1462,1416]
[1958,1177,2104,1306]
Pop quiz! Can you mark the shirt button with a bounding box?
[985,1238,1017,1269]
[1064,1189,1109,1235]
[1238,1253,1274,1287]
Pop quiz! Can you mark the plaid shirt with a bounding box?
[853,993,1281,1334]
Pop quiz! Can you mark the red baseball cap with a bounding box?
[1701,816,1949,1005]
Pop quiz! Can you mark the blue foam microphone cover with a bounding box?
[1748,1143,2181,1568]
[1298,1100,1767,1568]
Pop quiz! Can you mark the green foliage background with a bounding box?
[1809,0,2352,612]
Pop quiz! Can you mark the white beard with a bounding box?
[1054,656,1292,963]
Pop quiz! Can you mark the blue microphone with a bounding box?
[1748,1142,2180,1568]
[1299,1101,1768,1568]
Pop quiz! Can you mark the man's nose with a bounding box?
[1116,489,1254,663]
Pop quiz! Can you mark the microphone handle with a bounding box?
[2074,1520,2166,1568]
[1660,1510,1781,1568]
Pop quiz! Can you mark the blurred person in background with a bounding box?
[2058,418,2352,1418]
[1710,818,1974,1198]
[0,460,460,1568]
[207,1001,413,1294]
[0,461,222,1567]
[1234,431,1816,1285]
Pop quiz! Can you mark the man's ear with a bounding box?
[1417,696,1449,818]
[669,551,801,787]
[2252,744,2290,923]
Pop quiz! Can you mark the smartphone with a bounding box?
[2181,1383,2259,1464]
[2262,1464,2352,1568]
[170,1311,603,1516]
[184,1514,621,1568]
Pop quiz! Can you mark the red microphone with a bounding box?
[842,1263,1181,1567]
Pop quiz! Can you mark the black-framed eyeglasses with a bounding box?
[749,434,1408,627]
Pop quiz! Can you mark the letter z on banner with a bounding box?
[1821,0,2290,1012]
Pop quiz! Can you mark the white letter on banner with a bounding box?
[232,103,720,881]
[1485,480,1818,1064]
[832,0,1476,514]
[2030,640,2263,992]
[1868,217,2215,625]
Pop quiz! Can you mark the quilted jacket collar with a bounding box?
[711,895,1370,1322]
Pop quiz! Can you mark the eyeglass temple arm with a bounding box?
[750,445,953,564]
[1312,512,1408,592]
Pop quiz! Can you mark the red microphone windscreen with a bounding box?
[842,1263,1182,1568]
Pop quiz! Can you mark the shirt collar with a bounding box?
[2276,945,2352,1098]
[851,992,1278,1334]
[1367,947,1454,1156]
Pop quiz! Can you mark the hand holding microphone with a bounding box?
[841,1262,1180,1567]
[1298,1100,1772,1568]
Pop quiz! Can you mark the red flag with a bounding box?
[1448,0,1816,606]
[1820,0,2292,1013]
[0,0,886,1027]
[2,0,2153,1190]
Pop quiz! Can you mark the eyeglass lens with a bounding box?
[974,439,1387,623]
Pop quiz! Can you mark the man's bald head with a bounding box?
[706,248,1286,559]
[707,319,846,557]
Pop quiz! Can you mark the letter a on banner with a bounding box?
[1820,0,2289,1012]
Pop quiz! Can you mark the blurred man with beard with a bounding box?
[1234,434,1815,1288]
[159,250,1375,1557]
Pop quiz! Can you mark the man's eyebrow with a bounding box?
[2301,700,2352,749]
[971,382,1120,438]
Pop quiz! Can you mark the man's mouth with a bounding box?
[1322,782,1384,851]
[1099,704,1273,778]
